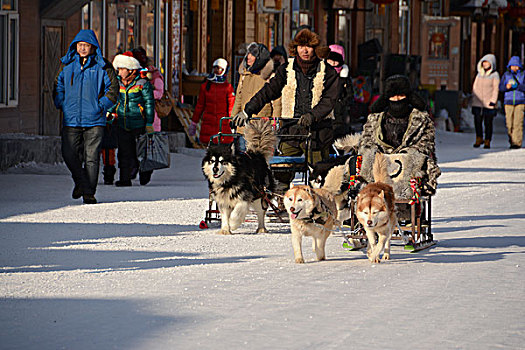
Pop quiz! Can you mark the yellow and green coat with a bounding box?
[109,76,155,130]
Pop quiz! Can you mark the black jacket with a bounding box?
[245,58,338,150]
[332,75,355,139]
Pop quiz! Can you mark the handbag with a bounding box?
[155,90,174,118]
[137,132,171,172]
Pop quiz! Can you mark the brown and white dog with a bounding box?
[283,185,338,263]
[355,153,397,263]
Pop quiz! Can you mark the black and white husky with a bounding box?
[202,119,276,234]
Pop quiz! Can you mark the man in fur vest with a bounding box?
[358,75,441,207]
[232,28,339,190]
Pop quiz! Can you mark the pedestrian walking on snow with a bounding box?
[189,58,235,144]
[471,54,500,149]
[53,29,119,204]
[499,56,525,149]
[108,51,155,187]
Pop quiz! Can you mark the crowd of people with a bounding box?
[53,27,523,205]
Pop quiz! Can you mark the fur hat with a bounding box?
[113,51,142,70]
[370,74,427,113]
[288,29,330,59]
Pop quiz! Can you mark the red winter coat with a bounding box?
[192,80,235,144]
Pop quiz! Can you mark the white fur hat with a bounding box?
[113,51,142,70]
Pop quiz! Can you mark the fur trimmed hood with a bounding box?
[239,58,274,80]
[288,29,330,59]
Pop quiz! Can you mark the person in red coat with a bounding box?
[189,58,235,144]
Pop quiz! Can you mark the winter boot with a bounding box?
[82,194,97,204]
[483,140,490,149]
[139,170,153,185]
[115,168,132,187]
[72,185,83,199]
[473,137,483,148]
[103,165,116,185]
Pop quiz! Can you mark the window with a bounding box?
[0,0,18,107]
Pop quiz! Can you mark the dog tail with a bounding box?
[244,119,277,162]
[373,153,393,185]
[333,133,361,154]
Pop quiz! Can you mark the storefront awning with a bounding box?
[40,0,90,19]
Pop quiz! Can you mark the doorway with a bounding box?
[41,20,65,136]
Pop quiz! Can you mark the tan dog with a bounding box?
[355,153,397,263]
[283,185,338,263]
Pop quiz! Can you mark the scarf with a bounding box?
[296,55,319,75]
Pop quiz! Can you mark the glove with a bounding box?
[145,123,155,135]
[232,110,249,127]
[298,113,314,127]
[188,121,197,136]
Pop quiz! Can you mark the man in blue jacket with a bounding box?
[499,56,525,149]
[53,29,119,204]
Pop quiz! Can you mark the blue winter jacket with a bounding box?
[499,56,525,106]
[53,30,119,127]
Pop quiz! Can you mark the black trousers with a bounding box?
[62,126,104,195]
[117,126,143,180]
[472,106,496,140]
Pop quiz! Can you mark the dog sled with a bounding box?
[342,195,435,253]
[309,137,436,253]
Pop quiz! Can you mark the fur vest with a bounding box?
[280,58,328,119]
[358,108,441,198]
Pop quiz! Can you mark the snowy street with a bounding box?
[1,121,524,349]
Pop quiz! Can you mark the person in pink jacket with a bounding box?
[132,47,164,132]
[472,54,500,149]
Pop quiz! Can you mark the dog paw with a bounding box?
[317,256,326,261]
[368,256,380,263]
[218,229,232,235]
[256,227,268,234]
[382,253,390,261]
[295,257,305,264]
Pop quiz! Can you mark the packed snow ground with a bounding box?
[1,118,524,349]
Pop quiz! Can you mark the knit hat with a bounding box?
[327,44,345,67]
[113,51,142,70]
[288,29,330,59]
